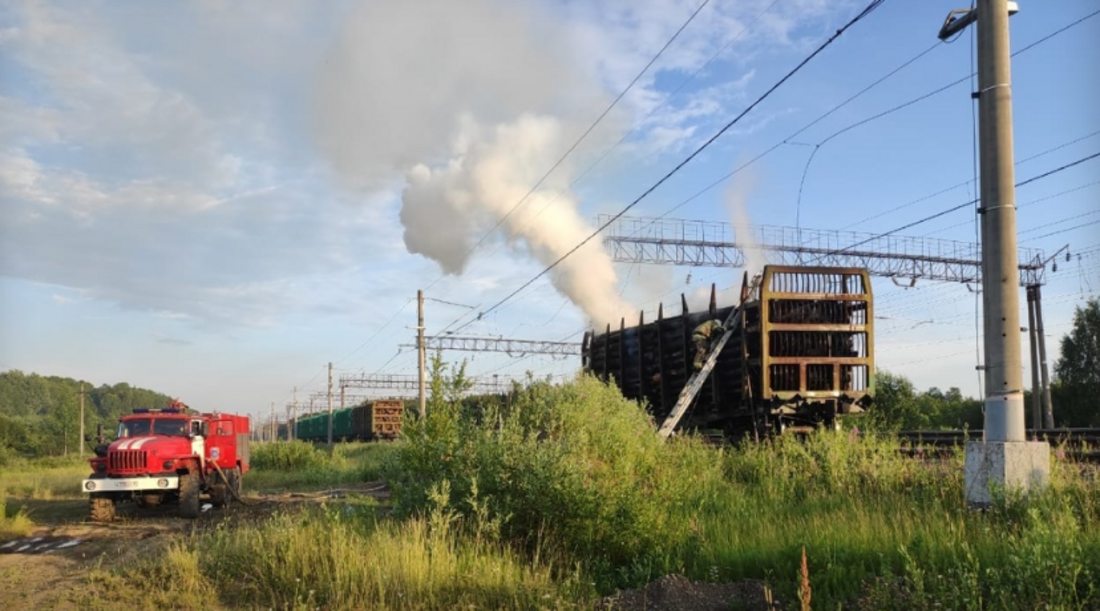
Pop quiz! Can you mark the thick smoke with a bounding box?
[313,0,635,326]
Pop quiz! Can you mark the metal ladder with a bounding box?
[657,306,744,439]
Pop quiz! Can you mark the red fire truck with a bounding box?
[82,400,251,522]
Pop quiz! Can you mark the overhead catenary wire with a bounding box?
[804,151,1100,263]
[665,9,1100,228]
[450,0,890,333]
[425,0,714,293]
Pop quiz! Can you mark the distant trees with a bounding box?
[865,370,983,431]
[1051,298,1100,427]
[0,371,173,462]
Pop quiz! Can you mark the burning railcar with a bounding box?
[582,266,874,436]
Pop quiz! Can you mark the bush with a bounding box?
[251,441,331,471]
[385,361,722,590]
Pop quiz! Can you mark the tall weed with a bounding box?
[386,364,722,590]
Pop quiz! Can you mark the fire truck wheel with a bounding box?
[89,496,115,523]
[178,472,201,519]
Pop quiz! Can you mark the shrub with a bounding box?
[385,359,722,590]
[251,441,331,471]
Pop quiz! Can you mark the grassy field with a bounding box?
[4,376,1098,610]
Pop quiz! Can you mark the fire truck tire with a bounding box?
[178,472,200,519]
[89,496,115,523]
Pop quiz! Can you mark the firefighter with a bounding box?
[692,319,724,370]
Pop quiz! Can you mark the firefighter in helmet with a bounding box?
[692,319,724,370]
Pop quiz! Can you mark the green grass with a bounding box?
[0,456,89,500]
[246,440,397,492]
[0,495,35,538]
[87,504,588,611]
[677,431,1100,609]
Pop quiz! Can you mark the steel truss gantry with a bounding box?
[406,335,581,356]
[339,373,520,396]
[600,215,1048,286]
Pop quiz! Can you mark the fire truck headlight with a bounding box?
[163,460,175,471]
[84,481,96,491]
[157,478,169,488]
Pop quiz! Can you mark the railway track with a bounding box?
[895,428,1100,461]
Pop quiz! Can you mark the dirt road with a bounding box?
[0,484,390,610]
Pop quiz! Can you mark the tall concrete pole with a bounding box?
[945,0,1049,505]
[976,0,1024,442]
[327,361,334,444]
[418,289,427,418]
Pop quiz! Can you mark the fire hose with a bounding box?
[208,460,268,506]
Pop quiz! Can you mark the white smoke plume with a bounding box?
[684,171,762,312]
[402,115,636,327]
[724,171,766,279]
[312,0,635,327]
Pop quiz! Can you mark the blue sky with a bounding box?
[1,0,1097,425]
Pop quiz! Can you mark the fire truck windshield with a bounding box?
[117,419,190,438]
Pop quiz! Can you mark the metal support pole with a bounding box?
[327,361,334,444]
[1026,286,1041,430]
[976,0,1024,442]
[1033,284,1054,428]
[418,289,427,418]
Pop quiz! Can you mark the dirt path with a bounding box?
[0,483,391,609]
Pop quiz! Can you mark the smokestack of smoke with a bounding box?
[313,0,635,328]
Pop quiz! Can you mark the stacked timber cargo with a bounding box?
[583,265,875,437]
[295,399,405,442]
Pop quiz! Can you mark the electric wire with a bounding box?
[448,0,890,334]
[805,151,1100,263]
[669,10,1099,231]
[426,0,714,293]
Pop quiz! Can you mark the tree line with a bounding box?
[871,298,1099,430]
[0,371,174,462]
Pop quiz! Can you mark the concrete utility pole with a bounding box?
[269,401,275,442]
[940,0,1049,505]
[417,289,427,418]
[1033,284,1054,428]
[78,381,85,457]
[327,361,334,444]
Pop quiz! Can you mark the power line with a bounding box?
[494,0,785,266]
[1021,218,1100,243]
[429,0,714,291]
[664,10,1099,226]
[1019,209,1100,236]
[806,151,1100,262]
[454,0,890,331]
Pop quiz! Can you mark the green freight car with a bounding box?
[294,400,405,442]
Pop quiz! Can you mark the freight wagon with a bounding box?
[295,399,404,442]
[583,266,875,437]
